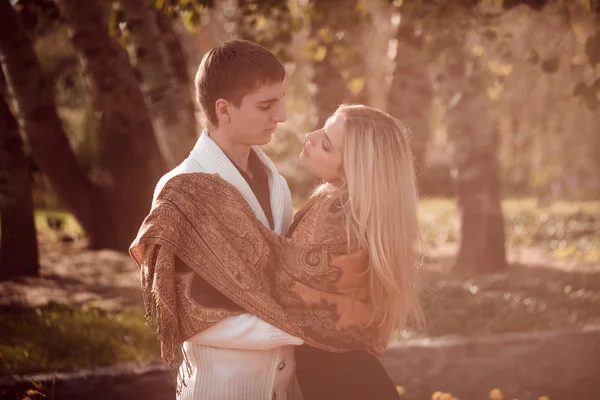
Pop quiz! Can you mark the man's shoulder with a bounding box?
[153,160,202,203]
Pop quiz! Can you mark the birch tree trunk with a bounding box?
[120,0,197,167]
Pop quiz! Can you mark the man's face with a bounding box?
[227,81,286,146]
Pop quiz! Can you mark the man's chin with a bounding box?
[253,132,274,146]
[255,136,272,146]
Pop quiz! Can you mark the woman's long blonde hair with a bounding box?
[321,104,425,331]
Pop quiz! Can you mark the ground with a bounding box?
[1,199,599,375]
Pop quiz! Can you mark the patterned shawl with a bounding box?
[130,172,393,375]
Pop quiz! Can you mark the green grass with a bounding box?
[418,198,600,261]
[34,210,83,238]
[0,304,160,375]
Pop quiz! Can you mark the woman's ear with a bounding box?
[215,99,231,123]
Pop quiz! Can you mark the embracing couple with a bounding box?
[130,39,424,400]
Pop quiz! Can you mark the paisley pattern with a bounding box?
[130,173,392,371]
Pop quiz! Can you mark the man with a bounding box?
[151,39,303,400]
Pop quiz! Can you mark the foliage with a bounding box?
[12,0,60,34]
[34,209,83,238]
[304,0,371,93]
[11,0,599,203]
[237,0,297,63]
[421,388,553,400]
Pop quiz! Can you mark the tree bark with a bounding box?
[155,14,198,143]
[0,0,113,250]
[0,73,39,280]
[155,12,193,90]
[426,14,507,274]
[448,89,507,274]
[387,18,434,192]
[56,0,167,251]
[120,0,197,168]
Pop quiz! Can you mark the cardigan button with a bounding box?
[278,361,285,370]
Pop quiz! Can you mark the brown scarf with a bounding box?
[130,173,392,378]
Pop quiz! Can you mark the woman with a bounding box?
[293,104,425,400]
[131,104,424,399]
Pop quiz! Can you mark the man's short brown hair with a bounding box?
[195,39,285,127]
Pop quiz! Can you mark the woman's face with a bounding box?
[299,113,345,183]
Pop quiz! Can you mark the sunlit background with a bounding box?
[0,0,599,399]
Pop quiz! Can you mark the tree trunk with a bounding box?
[120,0,197,168]
[0,74,39,280]
[155,13,193,91]
[427,16,507,275]
[387,18,434,193]
[448,90,507,274]
[155,14,198,143]
[0,0,114,250]
[56,0,167,251]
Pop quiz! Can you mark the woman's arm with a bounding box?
[176,257,304,350]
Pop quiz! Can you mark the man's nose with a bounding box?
[272,103,286,123]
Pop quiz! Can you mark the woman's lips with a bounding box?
[302,144,310,157]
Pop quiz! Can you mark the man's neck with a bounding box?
[207,128,251,174]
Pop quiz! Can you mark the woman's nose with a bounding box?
[306,132,316,145]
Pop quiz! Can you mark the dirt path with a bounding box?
[1,236,143,312]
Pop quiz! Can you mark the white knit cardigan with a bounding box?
[153,130,303,400]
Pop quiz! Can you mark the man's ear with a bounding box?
[215,99,231,123]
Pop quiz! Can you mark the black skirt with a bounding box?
[295,345,400,400]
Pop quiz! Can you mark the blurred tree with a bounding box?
[155,11,193,91]
[0,0,114,250]
[386,14,435,193]
[402,0,507,273]
[55,0,168,250]
[491,0,600,199]
[119,0,198,168]
[445,39,507,273]
[446,70,507,274]
[0,71,39,280]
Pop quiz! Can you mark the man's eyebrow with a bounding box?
[257,92,286,103]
